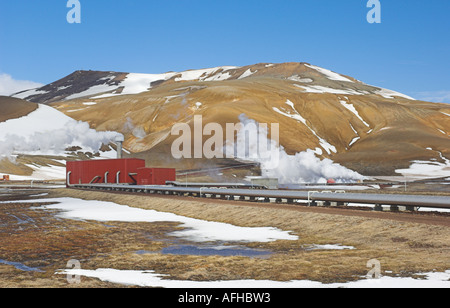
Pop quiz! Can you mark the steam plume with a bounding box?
[227,115,365,184]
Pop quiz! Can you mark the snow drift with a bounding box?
[0,104,123,160]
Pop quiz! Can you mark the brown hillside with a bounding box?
[8,62,450,177]
[0,96,38,122]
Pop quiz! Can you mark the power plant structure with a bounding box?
[66,137,176,186]
[66,158,176,186]
[64,139,450,212]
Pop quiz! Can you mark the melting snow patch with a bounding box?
[15,197,298,243]
[288,76,313,83]
[238,69,256,79]
[272,100,336,155]
[340,100,370,128]
[304,64,353,83]
[66,84,118,100]
[348,137,360,147]
[295,84,364,95]
[13,88,49,99]
[375,88,415,100]
[56,268,450,288]
[396,160,450,179]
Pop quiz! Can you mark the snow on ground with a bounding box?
[272,100,337,155]
[375,88,415,100]
[175,66,238,82]
[293,80,414,101]
[0,104,73,139]
[90,72,176,99]
[304,64,354,83]
[56,268,450,288]
[24,164,66,181]
[66,83,118,100]
[3,196,441,288]
[174,67,219,82]
[348,137,361,147]
[288,76,313,83]
[82,67,239,99]
[238,69,256,79]
[12,88,49,99]
[203,71,232,82]
[8,197,297,243]
[339,100,370,128]
[396,160,450,179]
[119,73,174,95]
[294,84,364,95]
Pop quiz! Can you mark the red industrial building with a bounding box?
[66,158,176,186]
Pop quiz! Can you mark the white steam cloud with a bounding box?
[0,104,123,160]
[123,117,146,139]
[0,73,44,96]
[229,115,365,184]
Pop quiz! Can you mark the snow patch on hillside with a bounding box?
[339,99,370,128]
[375,88,415,100]
[89,67,238,99]
[396,159,450,179]
[0,104,122,160]
[288,75,313,83]
[295,84,364,95]
[13,88,49,99]
[238,69,256,79]
[273,100,337,155]
[66,84,118,100]
[304,64,353,83]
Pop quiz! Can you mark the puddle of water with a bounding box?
[137,244,272,259]
[0,259,44,272]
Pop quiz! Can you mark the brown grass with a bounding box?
[0,188,449,287]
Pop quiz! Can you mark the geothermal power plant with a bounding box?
[66,154,450,212]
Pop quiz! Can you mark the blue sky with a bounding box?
[0,0,449,102]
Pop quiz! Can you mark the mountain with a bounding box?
[7,62,450,179]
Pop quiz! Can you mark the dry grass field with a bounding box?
[0,188,449,287]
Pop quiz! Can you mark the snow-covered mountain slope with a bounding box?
[8,62,450,177]
[12,62,414,103]
[0,96,122,179]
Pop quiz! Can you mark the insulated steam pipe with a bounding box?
[66,171,72,187]
[70,183,450,209]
